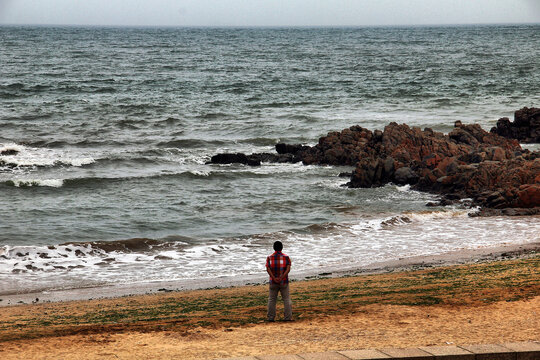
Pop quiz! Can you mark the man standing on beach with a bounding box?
[266,241,292,321]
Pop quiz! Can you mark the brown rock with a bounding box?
[515,184,540,208]
[490,147,506,161]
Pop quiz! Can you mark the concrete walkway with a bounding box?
[218,341,540,359]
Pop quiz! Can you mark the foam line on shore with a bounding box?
[0,241,537,307]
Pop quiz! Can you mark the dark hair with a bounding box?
[273,241,283,252]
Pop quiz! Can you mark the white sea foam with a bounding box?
[315,177,350,189]
[2,209,539,295]
[189,170,210,176]
[0,143,95,168]
[520,143,540,151]
[159,148,208,166]
[249,162,323,175]
[11,179,64,187]
[401,209,472,221]
[69,157,95,167]
[396,184,411,192]
[0,143,25,154]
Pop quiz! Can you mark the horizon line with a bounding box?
[0,21,539,29]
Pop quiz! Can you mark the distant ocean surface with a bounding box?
[1,25,539,295]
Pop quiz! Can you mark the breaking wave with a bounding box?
[0,143,95,169]
[6,179,64,188]
[2,207,538,295]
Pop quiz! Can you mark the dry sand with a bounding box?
[1,297,538,359]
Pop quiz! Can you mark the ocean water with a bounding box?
[1,25,539,294]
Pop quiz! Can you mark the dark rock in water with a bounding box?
[255,152,302,164]
[393,167,419,185]
[471,207,540,217]
[275,143,310,155]
[348,156,395,188]
[490,107,540,143]
[338,172,352,177]
[208,151,303,166]
[0,149,18,156]
[68,265,84,269]
[209,153,261,166]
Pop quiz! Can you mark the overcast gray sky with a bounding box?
[0,0,539,27]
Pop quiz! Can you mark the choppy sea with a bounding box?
[1,25,539,295]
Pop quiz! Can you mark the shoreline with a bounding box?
[2,240,538,307]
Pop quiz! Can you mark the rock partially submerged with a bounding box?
[0,149,19,156]
[209,153,262,167]
[208,108,540,214]
[207,152,302,167]
[490,107,540,143]
[0,148,20,169]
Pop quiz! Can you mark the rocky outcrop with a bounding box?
[347,122,539,211]
[490,107,540,143]
[416,153,540,207]
[208,108,540,213]
[300,125,375,166]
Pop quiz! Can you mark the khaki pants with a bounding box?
[267,282,292,321]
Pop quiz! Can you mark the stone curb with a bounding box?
[217,341,540,360]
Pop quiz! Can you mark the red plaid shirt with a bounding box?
[266,251,291,285]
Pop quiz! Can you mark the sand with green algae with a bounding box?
[0,253,538,359]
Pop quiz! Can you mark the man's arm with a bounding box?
[266,266,277,282]
[278,264,290,282]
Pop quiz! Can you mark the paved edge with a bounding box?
[216,341,540,359]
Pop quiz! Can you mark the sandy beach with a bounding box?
[0,242,538,359]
